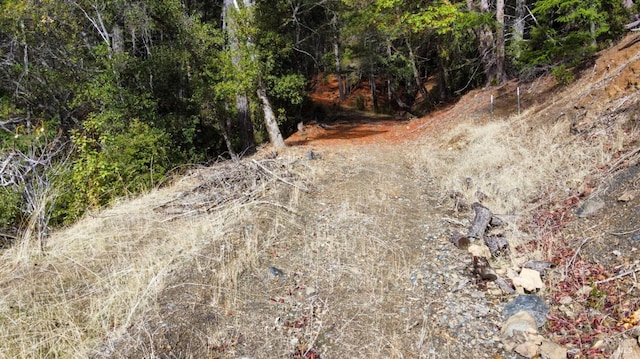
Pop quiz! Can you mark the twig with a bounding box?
[565,237,590,275]
[609,227,640,236]
[607,146,640,174]
[251,159,309,192]
[595,267,640,284]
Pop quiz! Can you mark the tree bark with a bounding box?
[406,39,429,101]
[331,14,345,102]
[495,0,507,84]
[473,0,497,85]
[468,202,493,239]
[369,52,378,111]
[257,83,286,149]
[513,0,526,59]
[386,41,393,109]
[223,0,257,154]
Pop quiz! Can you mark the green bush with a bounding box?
[68,115,170,218]
[0,187,21,231]
[552,64,575,86]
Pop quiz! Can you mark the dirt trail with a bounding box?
[111,141,508,358]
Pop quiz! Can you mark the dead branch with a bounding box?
[449,232,470,249]
[595,267,640,284]
[484,234,509,257]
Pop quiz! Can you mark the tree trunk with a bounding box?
[473,0,497,86]
[332,14,344,102]
[406,39,429,101]
[386,41,393,109]
[623,0,634,9]
[369,50,378,112]
[513,0,526,59]
[257,83,286,149]
[436,42,448,101]
[495,0,507,84]
[223,0,256,154]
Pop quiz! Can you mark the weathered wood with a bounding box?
[449,233,471,250]
[490,215,504,227]
[495,277,516,294]
[626,19,640,30]
[484,234,509,257]
[468,202,493,239]
[473,256,498,281]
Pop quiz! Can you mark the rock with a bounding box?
[514,341,539,358]
[512,268,545,293]
[618,190,635,202]
[558,296,573,305]
[468,243,492,259]
[305,150,320,160]
[305,286,317,296]
[540,339,568,359]
[611,338,640,359]
[503,295,549,327]
[268,266,285,278]
[501,311,538,338]
[523,260,555,276]
[576,197,605,217]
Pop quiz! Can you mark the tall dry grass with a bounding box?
[0,154,312,358]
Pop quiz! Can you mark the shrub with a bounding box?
[552,64,575,86]
[68,115,170,218]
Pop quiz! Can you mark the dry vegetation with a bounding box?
[1,35,639,358]
[0,156,314,358]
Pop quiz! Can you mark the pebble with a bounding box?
[268,266,285,278]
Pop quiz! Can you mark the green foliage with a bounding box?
[552,64,575,85]
[69,116,169,217]
[0,187,21,230]
[517,0,629,71]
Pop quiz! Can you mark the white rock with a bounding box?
[501,311,538,338]
[540,339,568,359]
[611,338,640,359]
[512,268,545,292]
[468,244,492,259]
[559,296,573,305]
[515,341,539,358]
[305,286,317,296]
[618,191,635,202]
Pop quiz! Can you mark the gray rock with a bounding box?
[523,260,556,276]
[576,197,605,217]
[268,266,284,278]
[502,295,549,327]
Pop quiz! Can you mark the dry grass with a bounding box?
[0,153,313,358]
[416,68,640,265]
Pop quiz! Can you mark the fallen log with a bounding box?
[468,202,493,239]
[484,234,509,257]
[449,232,471,250]
[473,256,498,281]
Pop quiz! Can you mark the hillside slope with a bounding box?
[1,34,640,358]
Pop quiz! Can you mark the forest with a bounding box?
[0,0,637,247]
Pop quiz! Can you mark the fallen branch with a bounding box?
[595,267,640,284]
[468,202,493,239]
[610,227,640,236]
[252,159,309,192]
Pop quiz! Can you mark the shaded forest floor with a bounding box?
[1,34,640,358]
